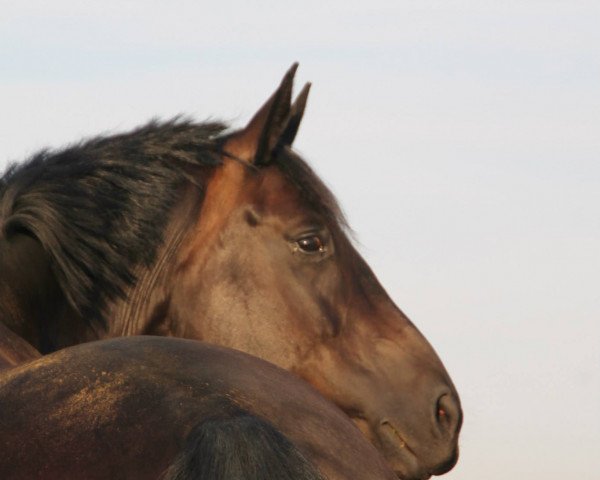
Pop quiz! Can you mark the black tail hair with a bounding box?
[162,411,324,480]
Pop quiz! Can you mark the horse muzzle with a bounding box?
[371,389,462,480]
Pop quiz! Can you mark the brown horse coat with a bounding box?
[0,65,461,478]
[0,321,40,370]
[0,336,396,480]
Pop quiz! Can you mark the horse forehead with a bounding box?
[254,167,307,212]
[201,162,298,207]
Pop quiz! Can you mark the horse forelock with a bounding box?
[273,147,350,234]
[0,118,226,328]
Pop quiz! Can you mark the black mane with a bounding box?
[0,117,346,329]
[0,118,226,323]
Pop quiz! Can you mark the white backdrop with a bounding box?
[1,2,599,478]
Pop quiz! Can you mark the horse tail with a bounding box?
[162,411,324,480]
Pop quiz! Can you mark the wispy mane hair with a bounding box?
[0,118,226,324]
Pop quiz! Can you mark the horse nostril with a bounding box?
[437,405,447,419]
[436,396,448,423]
[435,393,461,436]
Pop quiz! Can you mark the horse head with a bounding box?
[168,65,462,479]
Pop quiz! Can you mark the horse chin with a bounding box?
[385,444,460,480]
[351,416,459,480]
[349,416,427,480]
[427,447,460,476]
[380,445,431,480]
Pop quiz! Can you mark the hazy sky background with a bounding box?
[1,2,599,478]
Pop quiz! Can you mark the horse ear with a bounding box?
[278,82,311,148]
[223,64,308,166]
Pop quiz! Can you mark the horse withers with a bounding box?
[0,65,461,478]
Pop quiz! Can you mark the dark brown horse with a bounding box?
[0,65,461,478]
[0,336,396,480]
[0,321,40,370]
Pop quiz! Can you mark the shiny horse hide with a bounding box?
[0,336,396,480]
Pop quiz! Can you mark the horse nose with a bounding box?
[435,391,462,438]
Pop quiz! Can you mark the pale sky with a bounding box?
[1,2,599,479]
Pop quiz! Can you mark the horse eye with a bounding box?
[296,235,325,253]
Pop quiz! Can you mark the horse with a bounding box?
[0,336,397,480]
[0,320,40,370]
[0,64,461,478]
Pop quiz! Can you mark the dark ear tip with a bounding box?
[281,63,300,86]
[291,83,311,114]
[299,82,311,100]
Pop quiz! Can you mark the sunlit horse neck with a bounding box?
[0,65,461,479]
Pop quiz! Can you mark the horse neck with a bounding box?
[0,321,41,370]
[0,233,76,352]
[107,185,202,337]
